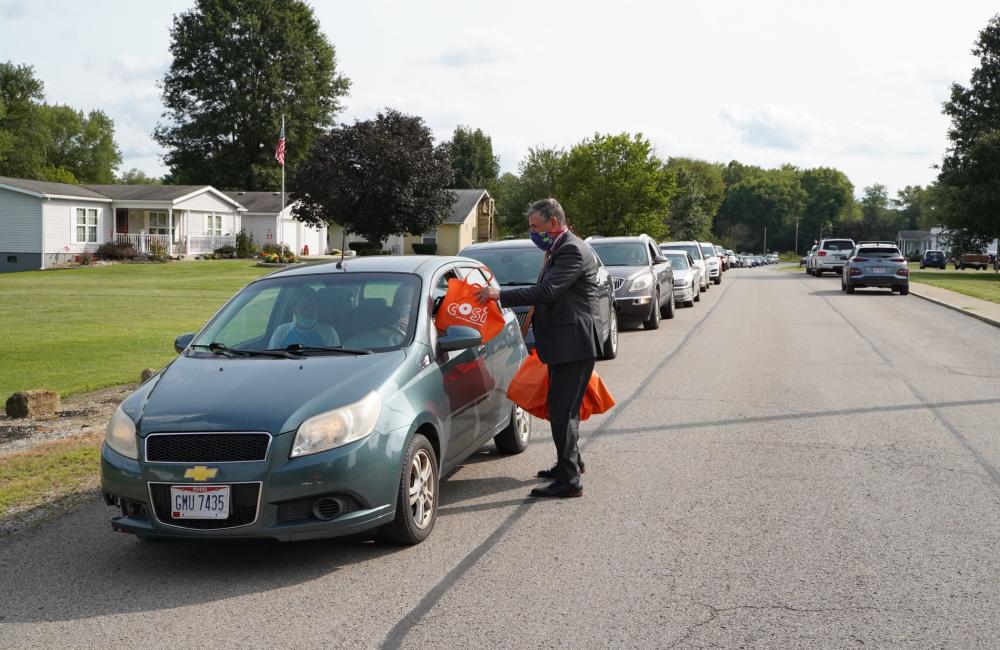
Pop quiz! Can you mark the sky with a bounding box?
[1,0,996,196]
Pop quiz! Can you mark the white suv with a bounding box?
[811,238,855,276]
[660,241,710,292]
[700,242,722,285]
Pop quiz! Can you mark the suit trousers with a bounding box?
[547,357,595,489]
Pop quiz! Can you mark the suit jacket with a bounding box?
[500,231,602,365]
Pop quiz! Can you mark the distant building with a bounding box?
[225,191,327,257]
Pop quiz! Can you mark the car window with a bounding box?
[664,254,689,270]
[433,268,460,301]
[822,240,854,251]
[194,272,422,353]
[662,243,702,260]
[858,247,900,256]
[648,243,660,261]
[700,244,716,259]
[460,248,543,286]
[590,242,650,266]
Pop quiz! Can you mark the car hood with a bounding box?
[605,266,648,280]
[673,268,696,282]
[136,350,408,436]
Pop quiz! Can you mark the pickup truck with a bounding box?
[955,253,991,270]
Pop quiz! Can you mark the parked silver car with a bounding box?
[660,241,710,292]
[662,250,701,307]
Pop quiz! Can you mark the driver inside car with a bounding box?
[268,291,341,349]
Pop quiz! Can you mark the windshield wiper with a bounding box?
[277,344,372,356]
[190,343,294,358]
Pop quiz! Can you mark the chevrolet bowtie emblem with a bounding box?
[184,466,218,481]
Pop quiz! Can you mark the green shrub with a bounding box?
[411,243,438,255]
[149,240,169,262]
[214,244,237,258]
[235,229,257,258]
[348,241,385,256]
[261,243,293,257]
[97,242,137,260]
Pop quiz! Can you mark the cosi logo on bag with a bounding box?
[435,268,505,343]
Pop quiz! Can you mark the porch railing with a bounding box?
[187,234,237,254]
[114,233,174,255]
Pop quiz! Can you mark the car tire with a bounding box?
[815,269,822,277]
[684,299,694,307]
[713,275,721,285]
[379,433,438,545]
[660,290,675,319]
[643,292,661,330]
[694,289,701,302]
[845,281,855,294]
[494,405,532,454]
[919,264,924,269]
[841,277,846,292]
[600,308,618,359]
[899,285,909,295]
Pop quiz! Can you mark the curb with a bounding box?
[908,286,1000,330]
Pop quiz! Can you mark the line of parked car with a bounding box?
[802,237,911,294]
[100,232,758,546]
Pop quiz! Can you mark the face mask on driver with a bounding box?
[530,227,565,251]
[294,314,317,330]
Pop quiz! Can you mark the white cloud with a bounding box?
[433,31,520,67]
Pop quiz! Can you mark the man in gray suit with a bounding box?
[478,198,602,498]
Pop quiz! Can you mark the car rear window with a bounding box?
[925,251,944,258]
[858,247,900,256]
[823,240,854,251]
[661,244,702,260]
[460,248,543,286]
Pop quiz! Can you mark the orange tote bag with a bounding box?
[506,354,616,421]
[435,272,505,343]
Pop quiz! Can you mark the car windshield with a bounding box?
[662,243,701,260]
[664,254,690,270]
[193,272,421,354]
[701,245,717,258]
[823,240,854,251]
[590,242,649,266]
[460,247,543,285]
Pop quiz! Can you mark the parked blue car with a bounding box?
[101,256,531,544]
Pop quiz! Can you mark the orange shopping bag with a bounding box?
[435,271,505,343]
[506,353,616,421]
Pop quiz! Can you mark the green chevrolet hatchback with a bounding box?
[101,256,531,544]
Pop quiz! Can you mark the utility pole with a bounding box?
[763,226,767,255]
[794,217,800,255]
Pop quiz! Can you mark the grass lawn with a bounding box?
[0,261,273,398]
[0,433,101,520]
[909,268,1000,304]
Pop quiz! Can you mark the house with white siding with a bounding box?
[224,191,327,257]
[0,176,247,272]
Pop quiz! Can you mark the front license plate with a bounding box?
[872,267,887,273]
[170,485,229,519]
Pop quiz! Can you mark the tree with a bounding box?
[557,133,674,238]
[494,146,566,235]
[799,167,854,245]
[0,61,121,183]
[664,157,725,241]
[155,0,350,190]
[291,109,455,245]
[449,125,500,190]
[117,168,162,184]
[716,166,806,252]
[937,14,1000,246]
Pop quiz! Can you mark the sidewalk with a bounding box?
[909,281,1000,329]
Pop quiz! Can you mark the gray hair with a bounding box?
[526,198,566,225]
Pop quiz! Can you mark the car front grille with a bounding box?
[145,433,271,463]
[149,482,260,529]
[612,277,626,291]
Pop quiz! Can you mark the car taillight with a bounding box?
[850,268,862,275]
[898,268,909,276]
[890,257,905,262]
[817,250,827,256]
[852,257,868,262]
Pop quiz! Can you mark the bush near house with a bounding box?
[411,243,438,255]
[235,229,258,258]
[213,244,237,258]
[348,241,387,256]
[96,242,137,260]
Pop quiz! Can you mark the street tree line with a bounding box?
[0,0,997,255]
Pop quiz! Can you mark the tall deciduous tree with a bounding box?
[495,146,566,235]
[155,0,350,190]
[291,109,455,245]
[937,14,1000,247]
[557,133,674,238]
[717,166,806,252]
[665,157,725,241]
[449,125,500,190]
[117,168,163,184]
[799,167,854,245]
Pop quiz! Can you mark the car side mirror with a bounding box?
[438,325,482,353]
[653,254,668,264]
[174,332,195,354]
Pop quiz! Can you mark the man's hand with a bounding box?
[476,285,500,304]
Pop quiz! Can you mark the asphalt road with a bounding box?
[2,266,999,648]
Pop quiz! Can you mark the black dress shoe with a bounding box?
[529,481,583,498]
[536,461,585,480]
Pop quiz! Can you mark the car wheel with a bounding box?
[494,405,532,454]
[919,264,925,269]
[660,290,675,319]
[379,433,438,545]
[841,277,846,292]
[899,285,909,295]
[713,275,721,285]
[600,308,618,359]
[643,292,661,330]
[693,288,701,302]
[845,281,855,294]
[815,269,822,277]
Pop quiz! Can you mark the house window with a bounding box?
[6,256,16,263]
[472,226,478,242]
[206,214,223,236]
[422,229,438,244]
[148,211,170,236]
[74,207,99,243]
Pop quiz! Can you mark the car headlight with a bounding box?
[629,275,652,292]
[290,391,382,458]
[673,278,687,287]
[105,405,138,459]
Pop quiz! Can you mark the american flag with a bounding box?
[274,123,286,167]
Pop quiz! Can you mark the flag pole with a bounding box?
[280,113,285,253]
